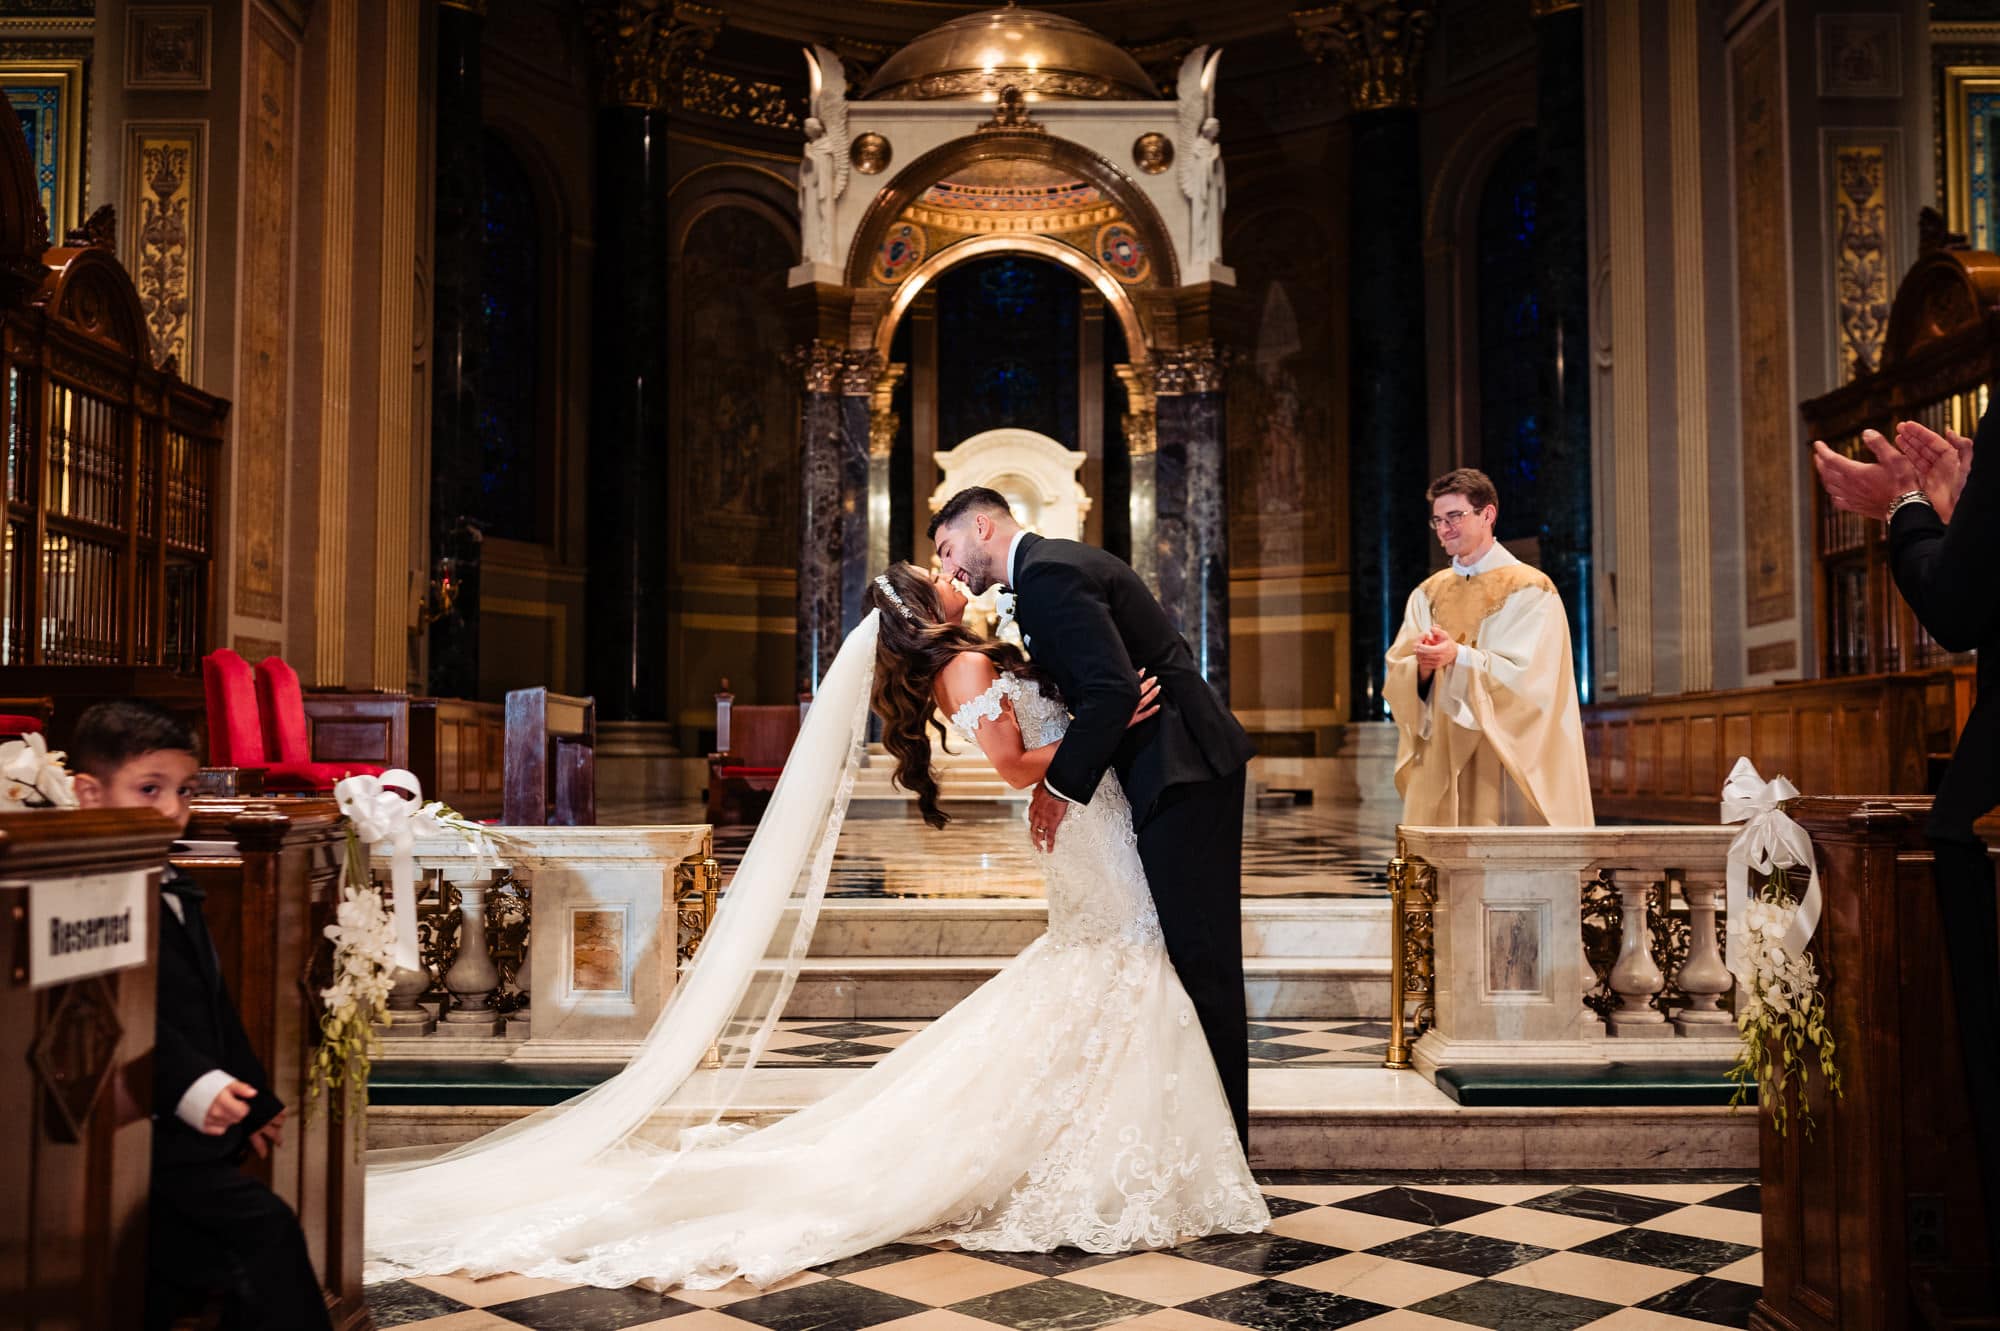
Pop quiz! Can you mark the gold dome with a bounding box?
[861,5,1158,102]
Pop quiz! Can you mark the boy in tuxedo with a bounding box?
[68,701,332,1331]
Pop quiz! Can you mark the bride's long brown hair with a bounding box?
[868,561,1051,829]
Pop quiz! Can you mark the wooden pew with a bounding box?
[409,697,504,820]
[0,808,179,1330]
[172,799,367,1331]
[1753,798,1994,1328]
[707,704,800,825]
[504,689,595,826]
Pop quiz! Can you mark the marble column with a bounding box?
[1115,363,1159,595]
[866,363,906,580]
[580,3,715,721]
[838,352,881,643]
[428,0,486,700]
[1299,2,1435,722]
[792,344,842,694]
[1532,0,1594,698]
[1154,344,1233,703]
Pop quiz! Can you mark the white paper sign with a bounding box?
[28,870,151,988]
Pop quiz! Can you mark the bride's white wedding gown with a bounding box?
[365,670,1267,1292]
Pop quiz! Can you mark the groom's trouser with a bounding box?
[1138,767,1249,1152]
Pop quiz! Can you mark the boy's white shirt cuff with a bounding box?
[175,1068,237,1130]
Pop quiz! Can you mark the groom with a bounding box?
[930,487,1257,1149]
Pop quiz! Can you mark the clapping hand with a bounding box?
[1893,420,1974,523]
[1812,428,1919,521]
[1412,627,1456,681]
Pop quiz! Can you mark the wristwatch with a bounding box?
[1885,490,1933,523]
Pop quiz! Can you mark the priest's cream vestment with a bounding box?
[1383,544,1595,827]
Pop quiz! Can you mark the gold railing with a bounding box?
[1383,836,1438,1070]
[674,854,722,966]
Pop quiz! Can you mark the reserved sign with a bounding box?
[29,871,151,988]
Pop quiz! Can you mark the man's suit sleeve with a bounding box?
[1025,560,1140,806]
[1889,406,1997,652]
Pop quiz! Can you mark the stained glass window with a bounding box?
[476,131,541,542]
[936,255,1079,449]
[1477,132,1542,543]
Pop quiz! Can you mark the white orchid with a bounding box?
[1727,861,1841,1138]
[0,733,78,810]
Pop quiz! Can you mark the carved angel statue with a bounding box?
[799,46,850,269]
[1177,45,1225,270]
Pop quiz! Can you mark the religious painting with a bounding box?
[1731,14,1796,628]
[1815,14,1900,99]
[3,59,86,243]
[1942,66,2000,254]
[1224,208,1338,572]
[232,13,294,624]
[677,207,797,570]
[125,6,211,92]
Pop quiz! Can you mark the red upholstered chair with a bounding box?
[201,649,385,793]
[707,702,801,824]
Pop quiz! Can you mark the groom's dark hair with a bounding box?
[928,486,1013,540]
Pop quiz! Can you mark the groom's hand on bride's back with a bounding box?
[1129,669,1161,729]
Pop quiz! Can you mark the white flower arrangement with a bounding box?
[0,733,78,810]
[1725,864,1841,1138]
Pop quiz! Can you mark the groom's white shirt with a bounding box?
[1007,528,1082,807]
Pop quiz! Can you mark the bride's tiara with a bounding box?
[874,574,918,621]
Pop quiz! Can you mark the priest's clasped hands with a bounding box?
[1812,419,1975,522]
[1412,627,1457,684]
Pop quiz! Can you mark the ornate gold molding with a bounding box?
[1114,362,1157,456]
[1293,1,1434,113]
[1531,0,1579,16]
[868,362,906,457]
[840,348,884,397]
[125,128,200,375]
[977,86,1045,135]
[789,340,841,394]
[439,0,488,13]
[582,0,721,110]
[680,65,798,130]
[1153,341,1231,396]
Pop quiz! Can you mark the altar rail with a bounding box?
[367,825,718,1064]
[1583,665,1974,823]
[1388,825,1741,1077]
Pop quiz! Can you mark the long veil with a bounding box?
[365,611,882,1274]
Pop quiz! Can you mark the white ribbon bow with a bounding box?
[1720,757,1822,977]
[994,588,1019,636]
[335,768,427,973]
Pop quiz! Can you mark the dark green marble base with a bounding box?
[371,1061,617,1107]
[1435,1062,1751,1108]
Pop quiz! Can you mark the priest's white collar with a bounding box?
[1006,529,1029,587]
[1452,541,1517,578]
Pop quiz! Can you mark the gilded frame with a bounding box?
[2,58,86,242]
[1942,65,2000,253]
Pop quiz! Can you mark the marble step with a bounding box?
[367,1067,1755,1171]
[781,953,1391,1021]
[807,899,1390,959]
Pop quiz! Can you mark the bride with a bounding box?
[364,561,1268,1292]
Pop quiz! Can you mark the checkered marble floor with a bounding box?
[744,1019,1392,1068]
[368,1171,1763,1331]
[612,801,1399,900]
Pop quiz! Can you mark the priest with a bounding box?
[1384,468,1594,827]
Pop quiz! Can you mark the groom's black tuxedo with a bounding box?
[1011,532,1256,1147]
[1888,400,2000,1283]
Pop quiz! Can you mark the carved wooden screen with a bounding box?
[1800,243,1998,678]
[0,242,226,672]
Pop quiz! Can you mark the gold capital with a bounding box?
[1293,2,1435,113]
[582,0,722,110]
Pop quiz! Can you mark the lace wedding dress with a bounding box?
[365,633,1266,1292]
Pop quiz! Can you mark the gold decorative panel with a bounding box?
[122,124,203,375]
[1731,15,1795,628]
[1831,141,1890,379]
[233,13,294,623]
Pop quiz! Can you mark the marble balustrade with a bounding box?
[1391,825,1741,1080]
[367,824,715,1063]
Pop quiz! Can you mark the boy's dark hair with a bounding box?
[1426,467,1499,513]
[927,486,1013,541]
[67,699,200,779]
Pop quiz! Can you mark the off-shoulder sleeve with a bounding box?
[949,674,1019,740]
